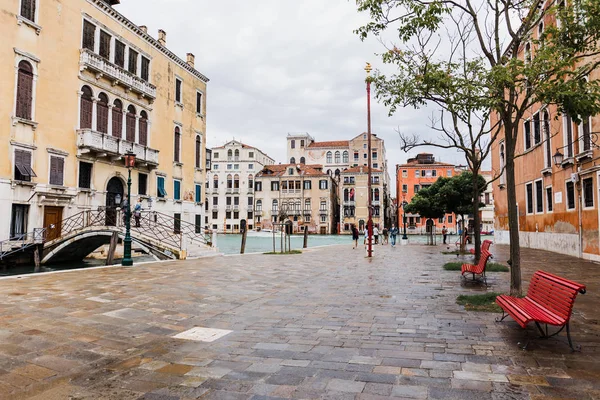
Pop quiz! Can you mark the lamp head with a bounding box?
[553,150,564,167]
[124,151,136,168]
[365,62,372,77]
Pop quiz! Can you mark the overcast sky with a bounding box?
[118,0,473,194]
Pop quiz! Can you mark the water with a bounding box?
[214,233,493,255]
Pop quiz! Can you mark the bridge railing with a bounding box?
[0,228,46,260]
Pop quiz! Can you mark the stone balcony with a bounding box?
[80,49,157,100]
[77,129,159,167]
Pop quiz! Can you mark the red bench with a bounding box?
[470,239,492,255]
[461,250,493,284]
[496,270,586,351]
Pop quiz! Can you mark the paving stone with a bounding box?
[325,378,366,393]
[391,384,428,398]
[453,371,509,383]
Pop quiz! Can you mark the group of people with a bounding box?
[350,224,401,248]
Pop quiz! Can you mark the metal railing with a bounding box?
[0,228,46,260]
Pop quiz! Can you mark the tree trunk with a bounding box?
[460,214,466,253]
[504,124,522,296]
[472,169,482,262]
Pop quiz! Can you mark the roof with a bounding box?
[211,140,260,151]
[397,161,455,167]
[341,166,383,174]
[307,140,350,148]
[257,164,328,177]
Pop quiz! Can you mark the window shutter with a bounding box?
[174,129,181,162]
[139,118,148,146]
[196,92,202,113]
[115,41,125,67]
[80,96,93,129]
[97,102,109,133]
[99,31,111,59]
[141,57,150,81]
[126,112,136,142]
[82,21,95,51]
[50,157,64,186]
[195,137,201,168]
[195,185,201,203]
[128,50,138,74]
[112,108,122,137]
[174,181,181,200]
[16,67,33,120]
[21,0,35,21]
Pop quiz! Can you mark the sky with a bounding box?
[117,0,473,194]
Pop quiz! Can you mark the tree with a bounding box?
[356,0,600,295]
[405,177,448,243]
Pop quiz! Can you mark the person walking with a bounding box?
[389,224,398,247]
[442,225,448,244]
[133,198,143,227]
[351,225,359,249]
[382,227,388,245]
[373,225,379,244]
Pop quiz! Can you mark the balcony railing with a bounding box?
[343,201,355,206]
[226,188,233,194]
[319,209,328,215]
[233,205,239,211]
[233,188,240,194]
[226,205,232,211]
[212,188,219,194]
[77,129,159,166]
[80,49,156,99]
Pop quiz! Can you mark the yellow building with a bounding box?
[1,0,208,241]
[339,166,383,233]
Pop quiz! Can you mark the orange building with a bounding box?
[490,9,600,261]
[396,153,464,234]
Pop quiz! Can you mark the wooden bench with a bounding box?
[496,270,586,351]
[470,239,492,255]
[461,250,493,284]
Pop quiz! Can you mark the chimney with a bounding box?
[158,29,167,46]
[186,53,195,68]
[139,25,147,34]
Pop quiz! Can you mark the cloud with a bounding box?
[117,0,484,195]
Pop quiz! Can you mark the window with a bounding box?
[212,211,218,219]
[290,157,296,164]
[157,176,166,198]
[112,99,123,138]
[432,170,437,177]
[213,197,218,205]
[213,152,219,159]
[364,153,367,159]
[448,216,453,224]
[354,151,359,161]
[271,181,279,191]
[414,185,420,193]
[128,49,138,74]
[14,149,35,182]
[80,86,93,129]
[546,187,553,212]
[195,136,202,168]
[227,174,233,189]
[533,112,541,145]
[343,151,349,163]
[138,173,147,195]
[373,163,378,169]
[320,201,327,211]
[78,162,92,189]
[566,181,576,210]
[234,164,239,170]
[49,156,64,186]
[288,168,294,175]
[402,184,408,193]
[335,151,341,164]
[372,151,377,159]
[580,116,592,153]
[20,0,36,22]
[255,181,262,191]
[213,174,219,188]
[99,31,111,59]
[195,184,202,203]
[535,180,543,213]
[415,170,420,177]
[82,21,95,51]
[248,175,254,189]
[196,91,202,114]
[248,163,254,170]
[563,114,574,158]
[526,182,534,214]
[248,197,253,205]
[524,120,532,150]
[115,40,125,68]
[447,169,452,177]
[234,174,240,189]
[583,178,594,208]
[173,180,181,201]
[499,142,506,185]
[304,180,311,190]
[363,144,367,149]
[256,200,262,211]
[124,105,136,142]
[291,140,296,149]
[174,126,181,162]
[141,57,150,82]
[326,151,332,164]
[175,78,182,103]
[234,149,240,160]
[174,213,181,234]
[226,164,232,170]
[195,215,202,233]
[139,111,148,146]
[542,111,551,168]
[319,180,328,190]
[272,200,279,212]
[234,212,239,219]
[248,152,253,158]
[96,93,109,134]
[16,61,34,120]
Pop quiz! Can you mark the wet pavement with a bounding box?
[0,242,598,399]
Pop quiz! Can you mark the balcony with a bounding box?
[372,200,381,206]
[212,205,219,210]
[226,188,233,194]
[319,209,328,215]
[226,205,232,211]
[233,188,240,194]
[77,129,158,167]
[212,188,219,194]
[255,210,263,216]
[343,201,355,206]
[233,205,239,211]
[79,49,156,99]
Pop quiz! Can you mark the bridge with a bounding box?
[40,209,216,265]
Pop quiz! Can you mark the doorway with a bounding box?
[106,177,124,226]
[43,206,63,241]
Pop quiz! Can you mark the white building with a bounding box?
[207,140,274,233]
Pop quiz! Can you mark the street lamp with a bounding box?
[122,151,136,266]
[365,62,374,257]
[402,200,409,240]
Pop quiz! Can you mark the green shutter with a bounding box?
[174,180,181,200]
[157,177,167,197]
[195,184,201,203]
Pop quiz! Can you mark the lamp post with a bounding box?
[365,62,373,257]
[402,200,408,240]
[122,151,136,266]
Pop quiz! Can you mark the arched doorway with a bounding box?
[106,177,124,226]
[358,219,365,233]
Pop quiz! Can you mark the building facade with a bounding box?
[2,0,209,242]
[491,8,600,260]
[254,164,337,234]
[339,166,384,233]
[207,140,274,233]
[480,171,495,233]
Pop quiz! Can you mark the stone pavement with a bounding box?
[0,242,598,399]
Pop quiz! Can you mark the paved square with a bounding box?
[0,243,598,399]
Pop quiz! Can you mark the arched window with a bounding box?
[256,200,262,211]
[195,135,201,168]
[335,169,340,176]
[272,199,278,211]
[335,151,340,164]
[213,174,219,188]
[374,188,380,201]
[543,110,551,168]
[349,187,355,201]
[234,149,239,160]
[96,93,109,134]
[112,99,123,138]
[227,149,233,160]
[139,111,148,146]
[248,174,254,189]
[16,61,34,120]
[525,43,531,64]
[126,105,136,142]
[227,174,233,189]
[344,188,349,202]
[499,142,506,185]
[300,157,305,164]
[304,198,310,210]
[290,157,296,164]
[80,86,93,128]
[326,151,332,164]
[342,151,349,164]
[173,126,181,162]
[234,174,240,189]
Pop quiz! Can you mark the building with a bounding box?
[1,0,210,242]
[396,153,463,234]
[491,10,600,260]
[286,132,391,232]
[207,140,274,233]
[480,171,495,233]
[254,164,337,234]
[339,166,384,233]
